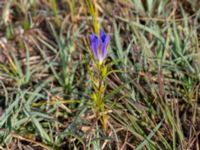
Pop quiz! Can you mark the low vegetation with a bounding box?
[0,0,199,149]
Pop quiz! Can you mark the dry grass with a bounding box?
[0,0,200,149]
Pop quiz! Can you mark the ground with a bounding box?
[0,0,200,149]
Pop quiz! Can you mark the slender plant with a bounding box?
[84,0,111,131]
[88,30,110,131]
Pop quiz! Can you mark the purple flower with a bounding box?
[90,30,110,64]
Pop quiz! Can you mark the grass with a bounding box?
[0,0,200,149]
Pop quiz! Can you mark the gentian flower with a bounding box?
[90,30,110,64]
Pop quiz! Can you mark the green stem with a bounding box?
[97,64,108,131]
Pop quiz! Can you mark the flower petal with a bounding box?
[100,30,106,43]
[100,30,110,61]
[90,34,99,60]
